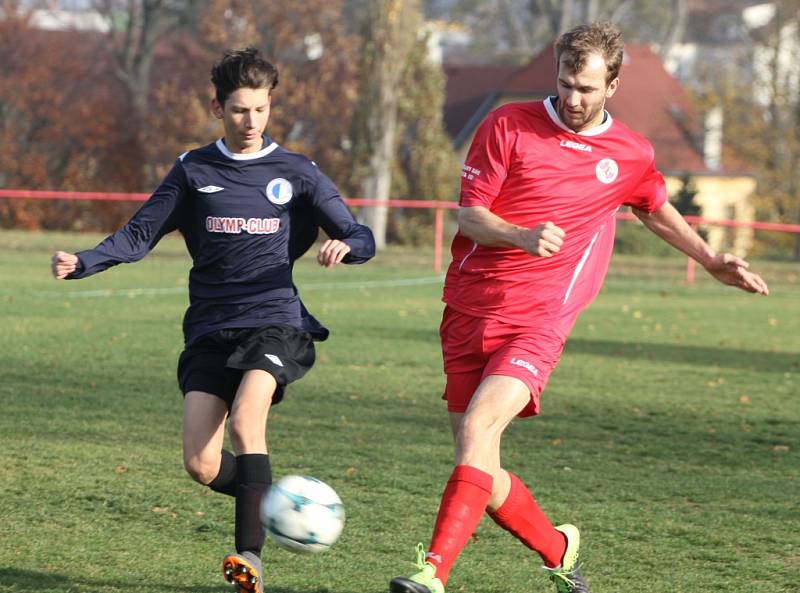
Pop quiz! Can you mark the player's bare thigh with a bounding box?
[228,369,277,454]
[183,390,229,484]
[183,369,277,481]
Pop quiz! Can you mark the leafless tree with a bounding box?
[352,0,422,248]
[93,0,195,187]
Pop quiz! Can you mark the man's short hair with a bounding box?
[555,22,624,85]
[211,47,278,106]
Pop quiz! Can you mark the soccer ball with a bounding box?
[260,475,345,554]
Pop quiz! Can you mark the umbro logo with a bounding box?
[197,185,225,193]
[264,354,284,367]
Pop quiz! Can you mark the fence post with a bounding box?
[434,208,444,274]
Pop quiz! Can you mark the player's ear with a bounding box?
[605,77,619,99]
[211,97,224,119]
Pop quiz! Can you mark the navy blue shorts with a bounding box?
[177,325,315,409]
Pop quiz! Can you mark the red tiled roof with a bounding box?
[444,42,726,174]
[443,64,517,138]
[606,44,708,174]
[498,44,556,95]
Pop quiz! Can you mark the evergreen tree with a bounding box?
[672,174,700,217]
[390,27,459,244]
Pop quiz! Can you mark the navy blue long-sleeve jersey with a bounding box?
[69,137,376,345]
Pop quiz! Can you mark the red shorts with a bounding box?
[439,306,565,417]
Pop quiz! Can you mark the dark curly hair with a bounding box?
[211,47,278,106]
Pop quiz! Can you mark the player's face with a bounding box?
[212,87,272,153]
[556,52,619,133]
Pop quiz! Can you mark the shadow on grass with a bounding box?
[0,568,363,593]
[565,338,799,373]
[0,568,218,592]
[341,327,800,374]
[342,325,439,344]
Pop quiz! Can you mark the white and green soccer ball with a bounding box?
[260,475,345,554]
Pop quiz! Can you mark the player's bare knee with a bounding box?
[228,414,264,451]
[460,411,509,444]
[184,455,218,485]
[227,411,245,439]
[456,423,497,457]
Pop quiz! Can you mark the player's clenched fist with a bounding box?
[51,250,79,279]
[519,221,565,257]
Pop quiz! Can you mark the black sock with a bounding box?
[207,449,237,497]
[235,453,271,555]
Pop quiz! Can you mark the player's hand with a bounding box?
[317,239,351,268]
[519,221,565,257]
[704,253,769,295]
[51,251,79,279]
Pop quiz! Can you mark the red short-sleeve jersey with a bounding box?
[444,98,667,340]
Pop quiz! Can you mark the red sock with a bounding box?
[487,472,566,567]
[426,465,493,585]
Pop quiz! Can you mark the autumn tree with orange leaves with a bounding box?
[0,4,141,230]
[197,0,360,182]
[0,0,454,244]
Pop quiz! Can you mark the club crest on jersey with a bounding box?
[595,158,619,184]
[265,177,293,205]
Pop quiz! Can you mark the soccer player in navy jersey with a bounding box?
[51,47,375,593]
[389,22,767,593]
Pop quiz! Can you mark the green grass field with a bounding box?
[1,230,798,593]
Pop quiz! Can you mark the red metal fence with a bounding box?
[2,189,800,278]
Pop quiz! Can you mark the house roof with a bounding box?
[443,64,517,140]
[606,44,708,174]
[444,42,728,175]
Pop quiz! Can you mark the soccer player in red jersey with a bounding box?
[390,22,768,593]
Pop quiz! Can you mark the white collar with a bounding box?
[215,138,279,160]
[544,96,613,136]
